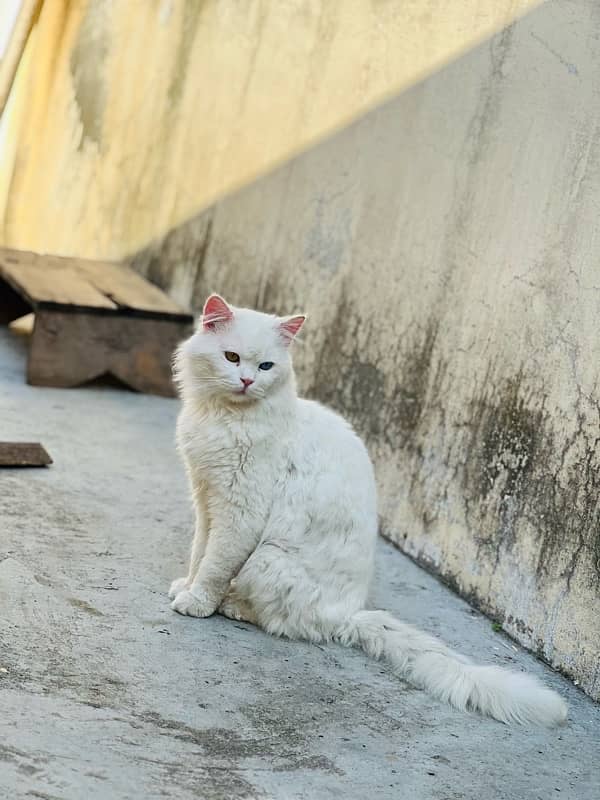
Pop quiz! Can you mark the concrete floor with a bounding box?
[1,328,598,800]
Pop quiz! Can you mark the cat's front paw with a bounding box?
[171,587,217,618]
[168,577,188,600]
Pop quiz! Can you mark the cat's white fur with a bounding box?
[169,294,567,727]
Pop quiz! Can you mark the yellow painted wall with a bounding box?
[0,0,542,260]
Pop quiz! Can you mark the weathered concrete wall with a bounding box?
[0,0,540,258]
[131,0,600,699]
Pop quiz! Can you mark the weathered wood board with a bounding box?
[0,442,52,467]
[0,247,185,316]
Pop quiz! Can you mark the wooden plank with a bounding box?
[0,442,52,467]
[0,248,116,309]
[75,259,187,315]
[0,247,191,317]
[28,309,192,397]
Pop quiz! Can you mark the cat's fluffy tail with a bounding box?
[335,609,567,727]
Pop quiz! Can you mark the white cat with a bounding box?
[169,294,567,727]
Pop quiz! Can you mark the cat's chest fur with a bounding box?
[177,403,287,490]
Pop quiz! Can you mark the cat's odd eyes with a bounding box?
[223,352,274,371]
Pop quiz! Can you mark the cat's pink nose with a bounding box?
[240,377,254,387]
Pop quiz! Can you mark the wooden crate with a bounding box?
[0,247,194,397]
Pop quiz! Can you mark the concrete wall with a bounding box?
[131,0,600,699]
[0,0,539,258]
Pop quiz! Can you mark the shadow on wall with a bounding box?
[129,0,600,700]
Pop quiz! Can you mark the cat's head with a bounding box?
[175,294,305,404]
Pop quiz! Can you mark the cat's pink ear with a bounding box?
[202,294,233,331]
[278,315,306,345]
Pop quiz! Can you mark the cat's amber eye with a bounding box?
[224,351,240,364]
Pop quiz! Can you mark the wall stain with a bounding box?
[385,320,445,450]
[70,4,110,150]
[458,22,514,175]
[308,289,445,450]
[167,1,205,106]
[460,370,600,590]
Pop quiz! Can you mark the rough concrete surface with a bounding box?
[2,0,541,259]
[131,0,600,699]
[1,330,599,800]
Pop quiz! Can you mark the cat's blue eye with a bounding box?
[258,361,274,371]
